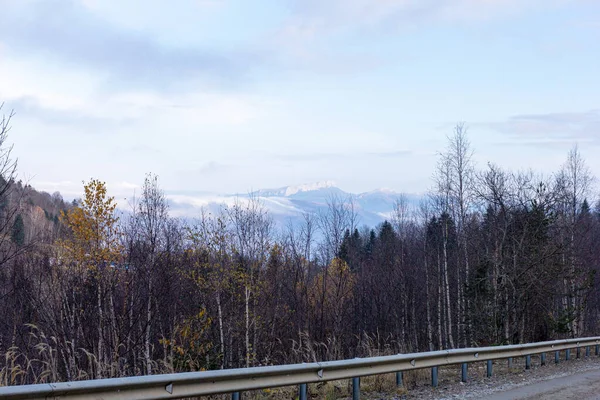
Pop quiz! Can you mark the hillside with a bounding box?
[10,181,70,245]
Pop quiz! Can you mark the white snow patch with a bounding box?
[283,181,336,196]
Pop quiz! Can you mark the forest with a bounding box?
[1,109,600,385]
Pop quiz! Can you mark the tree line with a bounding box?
[1,115,600,385]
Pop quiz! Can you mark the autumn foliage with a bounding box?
[59,179,122,271]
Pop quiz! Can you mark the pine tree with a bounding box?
[11,214,25,246]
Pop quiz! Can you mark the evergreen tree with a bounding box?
[338,229,351,262]
[11,214,25,247]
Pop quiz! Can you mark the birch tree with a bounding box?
[227,196,273,367]
[556,146,594,336]
[59,179,122,378]
[432,154,455,348]
[445,123,475,346]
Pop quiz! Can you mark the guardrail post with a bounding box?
[508,357,513,369]
[299,383,307,400]
[232,392,241,400]
[486,360,493,377]
[432,366,439,388]
[555,351,560,364]
[525,355,531,370]
[586,346,590,357]
[566,349,571,361]
[396,371,403,387]
[596,344,599,356]
[577,347,581,359]
[352,377,360,400]
[461,363,468,382]
[541,353,546,366]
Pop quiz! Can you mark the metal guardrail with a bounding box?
[1,337,599,400]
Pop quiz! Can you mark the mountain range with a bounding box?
[166,181,422,229]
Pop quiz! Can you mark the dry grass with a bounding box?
[1,329,425,399]
[9,330,554,400]
[197,371,416,400]
[0,324,175,387]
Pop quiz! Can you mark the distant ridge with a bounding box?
[247,181,336,197]
[167,181,423,228]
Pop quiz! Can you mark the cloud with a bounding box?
[31,180,75,189]
[2,86,275,143]
[0,0,262,92]
[270,0,577,73]
[372,150,413,158]
[171,163,235,186]
[9,96,131,130]
[483,110,600,146]
[281,0,569,40]
[196,161,230,175]
[272,149,412,161]
[125,145,161,154]
[116,181,139,190]
[107,91,275,126]
[30,180,80,197]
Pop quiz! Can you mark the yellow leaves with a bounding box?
[159,338,185,356]
[58,179,123,272]
[308,257,355,311]
[163,307,213,371]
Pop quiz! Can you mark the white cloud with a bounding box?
[116,181,139,190]
[280,0,577,41]
[0,54,276,131]
[0,0,257,93]
[483,110,600,146]
[0,58,101,111]
[108,91,275,126]
[31,180,75,188]
[29,180,80,198]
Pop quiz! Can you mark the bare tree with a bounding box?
[0,104,23,269]
[445,123,475,346]
[556,146,594,336]
[188,207,232,368]
[283,212,317,335]
[432,153,455,348]
[136,173,169,375]
[227,195,273,367]
[476,163,511,343]
[317,194,358,264]
[315,194,358,340]
[417,199,435,350]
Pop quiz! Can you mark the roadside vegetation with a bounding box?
[2,107,600,392]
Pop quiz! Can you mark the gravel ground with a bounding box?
[355,353,600,399]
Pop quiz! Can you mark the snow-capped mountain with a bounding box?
[166,182,422,229]
[247,181,337,197]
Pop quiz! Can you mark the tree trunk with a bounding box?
[425,254,434,351]
[216,292,225,369]
[144,278,152,375]
[437,250,443,349]
[443,221,454,348]
[97,282,104,379]
[245,285,251,368]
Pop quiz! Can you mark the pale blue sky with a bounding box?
[1,0,599,200]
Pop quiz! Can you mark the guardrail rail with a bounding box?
[1,337,599,400]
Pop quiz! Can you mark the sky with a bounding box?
[1,0,599,202]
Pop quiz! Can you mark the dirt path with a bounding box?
[423,356,600,400]
[352,355,600,399]
[484,367,600,400]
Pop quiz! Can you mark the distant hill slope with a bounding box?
[167,181,422,229]
[12,181,71,245]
